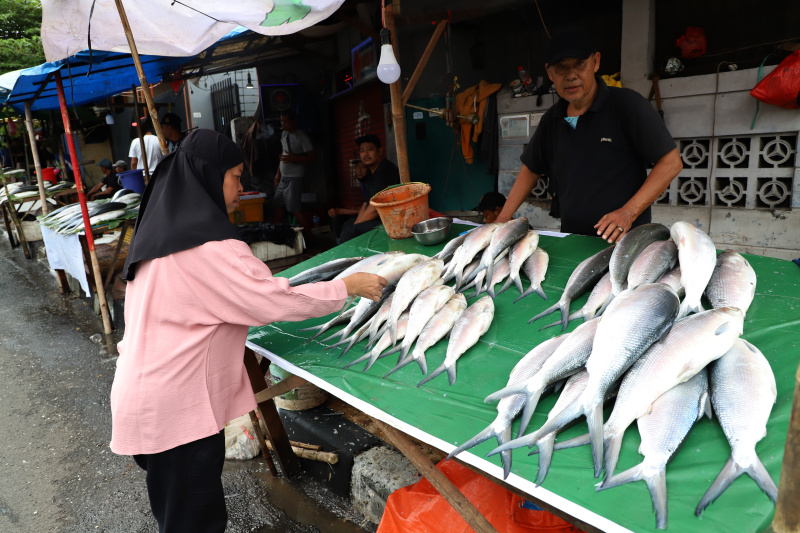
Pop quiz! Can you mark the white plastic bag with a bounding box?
[224,414,261,460]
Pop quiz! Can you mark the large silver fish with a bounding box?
[385,293,467,377]
[492,283,680,477]
[288,257,366,286]
[297,306,356,343]
[705,250,757,317]
[485,317,599,437]
[496,230,540,297]
[541,271,610,330]
[344,312,409,371]
[527,245,613,330]
[333,251,405,280]
[472,218,529,293]
[447,334,568,479]
[433,230,472,262]
[608,223,671,297]
[468,255,510,299]
[364,293,396,349]
[452,223,501,289]
[418,296,494,387]
[656,266,684,298]
[399,284,455,362]
[626,240,678,290]
[695,339,778,516]
[601,307,744,478]
[513,248,550,303]
[598,370,711,530]
[671,221,717,317]
[387,259,445,345]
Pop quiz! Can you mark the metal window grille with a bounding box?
[210,77,241,136]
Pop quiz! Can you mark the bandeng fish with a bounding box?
[288,257,366,286]
[513,248,550,304]
[398,284,455,363]
[670,221,717,317]
[705,250,757,317]
[608,223,671,297]
[386,259,445,345]
[451,223,501,290]
[626,240,678,290]
[542,271,610,330]
[657,266,684,298]
[497,230,540,297]
[472,218,529,293]
[344,312,410,371]
[297,307,356,343]
[433,230,472,263]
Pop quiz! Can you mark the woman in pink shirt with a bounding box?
[110,129,385,533]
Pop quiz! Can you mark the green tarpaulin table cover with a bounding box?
[247,225,798,532]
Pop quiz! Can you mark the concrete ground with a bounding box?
[0,233,375,533]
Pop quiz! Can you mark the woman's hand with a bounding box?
[342,273,387,302]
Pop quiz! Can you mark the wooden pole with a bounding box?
[772,362,800,532]
[112,0,168,157]
[373,419,498,533]
[401,20,448,105]
[132,86,152,184]
[24,102,49,215]
[55,71,114,337]
[0,168,30,258]
[384,5,411,184]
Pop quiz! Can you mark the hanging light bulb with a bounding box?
[246,73,254,89]
[105,114,115,125]
[377,28,401,84]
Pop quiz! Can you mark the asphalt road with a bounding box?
[0,238,372,533]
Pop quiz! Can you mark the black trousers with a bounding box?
[133,431,227,533]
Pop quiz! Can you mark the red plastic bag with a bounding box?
[376,459,583,533]
[676,27,707,59]
[750,50,800,109]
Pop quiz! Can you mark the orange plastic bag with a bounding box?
[377,460,583,533]
[750,50,800,109]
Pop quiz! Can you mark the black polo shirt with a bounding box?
[520,75,676,236]
[362,159,401,203]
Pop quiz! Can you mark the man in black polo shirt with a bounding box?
[497,27,682,243]
[328,134,400,243]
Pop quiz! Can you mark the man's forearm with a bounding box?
[496,165,540,223]
[620,148,682,220]
[354,203,377,224]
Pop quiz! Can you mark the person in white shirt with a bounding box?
[128,120,163,178]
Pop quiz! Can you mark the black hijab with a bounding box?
[122,129,244,281]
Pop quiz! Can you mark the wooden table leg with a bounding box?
[373,419,498,533]
[248,410,278,477]
[1,202,17,249]
[104,220,130,291]
[243,347,300,477]
[78,234,96,295]
[55,269,71,295]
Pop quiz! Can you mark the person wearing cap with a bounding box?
[273,110,315,238]
[328,133,400,243]
[160,112,186,153]
[496,27,682,243]
[113,160,128,174]
[87,158,121,200]
[475,191,506,224]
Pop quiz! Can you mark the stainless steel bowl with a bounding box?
[411,217,452,246]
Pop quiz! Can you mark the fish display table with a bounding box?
[246,225,798,533]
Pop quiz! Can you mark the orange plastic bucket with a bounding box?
[369,182,431,239]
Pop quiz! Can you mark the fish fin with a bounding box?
[695,456,743,515]
[513,275,525,296]
[517,388,544,438]
[644,468,669,529]
[383,353,414,379]
[598,462,645,491]
[363,349,389,372]
[522,396,585,452]
[447,424,500,461]
[399,343,413,364]
[533,435,555,486]
[487,283,497,299]
[417,363,446,388]
[343,351,373,369]
[534,286,548,301]
[320,329,345,344]
[539,317,567,331]
[496,276,514,297]
[715,322,730,335]
[597,292,615,316]
[484,382,528,403]
[552,433,591,451]
[603,431,624,480]
[486,434,533,457]
[513,287,534,304]
[498,426,514,479]
[745,455,779,504]
[389,320,398,346]
[527,301,561,324]
[588,403,605,478]
[446,364,457,386]
[296,323,325,333]
[703,394,713,420]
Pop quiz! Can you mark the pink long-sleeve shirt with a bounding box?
[110,239,347,456]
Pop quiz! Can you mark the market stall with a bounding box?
[246,224,797,533]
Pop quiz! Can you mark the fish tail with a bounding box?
[598,462,645,492]
[320,329,345,344]
[383,354,414,379]
[498,426,514,480]
[468,285,484,299]
[417,362,447,388]
[534,285,548,301]
[748,455,779,504]
[416,349,429,375]
[447,424,500,460]
[552,433,591,451]
[363,349,389,372]
[487,283,497,299]
[495,276,513,297]
[343,351,372,369]
[446,364,457,386]
[388,319,398,346]
[517,388,544,438]
[399,343,413,364]
[597,293,615,317]
[338,332,366,358]
[645,468,669,529]
[486,433,534,456]
[513,286,535,304]
[532,434,555,486]
[523,398,585,452]
[587,403,605,478]
[527,301,561,324]
[602,431,624,480]
[513,275,525,296]
[296,323,325,333]
[484,382,529,403]
[695,456,742,516]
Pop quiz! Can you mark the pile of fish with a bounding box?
[38,189,141,235]
[443,221,773,529]
[0,180,75,202]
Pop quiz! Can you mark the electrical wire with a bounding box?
[706,60,735,236]
[534,0,550,39]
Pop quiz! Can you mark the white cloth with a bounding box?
[40,224,91,297]
[41,0,345,62]
[128,135,162,175]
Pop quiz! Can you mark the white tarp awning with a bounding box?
[41,0,345,62]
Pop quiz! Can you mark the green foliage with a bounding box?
[0,0,44,74]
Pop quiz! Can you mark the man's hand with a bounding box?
[279,153,295,163]
[342,273,388,302]
[274,171,281,187]
[495,213,512,224]
[594,208,636,243]
[328,207,341,217]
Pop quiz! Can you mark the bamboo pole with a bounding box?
[384,5,411,184]
[771,362,800,532]
[0,167,30,258]
[54,71,114,338]
[112,0,168,157]
[131,86,151,184]
[401,20,448,106]
[24,102,49,215]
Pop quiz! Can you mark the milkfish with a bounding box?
[600,307,744,479]
[597,370,711,530]
[472,218,529,294]
[433,230,472,263]
[670,221,717,317]
[451,223,501,290]
[485,317,599,437]
[288,257,367,287]
[398,284,455,363]
[705,250,757,317]
[364,293,396,350]
[608,223,671,297]
[344,312,410,371]
[626,239,678,290]
[496,230,539,297]
[447,334,567,479]
[492,283,680,477]
[541,271,610,330]
[417,296,494,387]
[513,248,550,304]
[332,251,407,313]
[297,306,356,343]
[386,259,445,345]
[321,288,392,344]
[695,338,778,516]
[527,245,613,330]
[656,266,684,298]
[385,293,467,378]
[470,255,510,299]
[111,188,136,200]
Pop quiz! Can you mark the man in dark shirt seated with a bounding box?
[328,134,400,243]
[87,158,121,200]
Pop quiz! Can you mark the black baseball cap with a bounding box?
[160,112,182,128]
[474,191,506,211]
[546,27,596,65]
[355,134,381,148]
